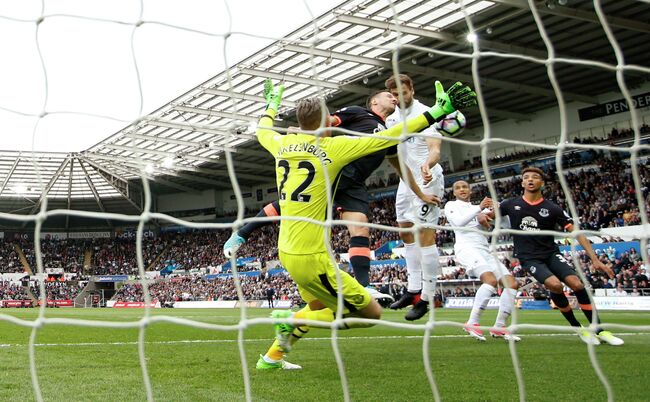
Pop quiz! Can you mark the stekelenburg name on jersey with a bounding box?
[276,142,332,164]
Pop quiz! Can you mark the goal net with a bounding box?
[0,0,649,401]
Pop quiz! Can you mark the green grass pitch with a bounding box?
[0,308,648,402]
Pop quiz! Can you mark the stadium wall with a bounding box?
[156,183,279,217]
[157,189,218,214]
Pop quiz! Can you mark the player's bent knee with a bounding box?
[544,277,564,293]
[399,232,414,243]
[480,272,498,287]
[503,275,518,289]
[419,229,436,246]
[562,274,583,290]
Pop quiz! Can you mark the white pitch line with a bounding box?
[0,332,648,349]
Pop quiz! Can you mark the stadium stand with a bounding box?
[1,150,649,305]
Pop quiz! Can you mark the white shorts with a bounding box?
[395,166,444,227]
[455,246,511,280]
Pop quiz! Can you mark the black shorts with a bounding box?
[519,254,577,284]
[333,175,370,217]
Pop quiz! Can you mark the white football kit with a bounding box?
[443,199,510,280]
[386,99,444,227]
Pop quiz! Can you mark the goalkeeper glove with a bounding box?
[427,80,477,120]
[263,79,284,112]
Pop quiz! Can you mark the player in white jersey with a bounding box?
[444,180,520,341]
[384,74,444,321]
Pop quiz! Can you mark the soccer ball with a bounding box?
[435,110,466,137]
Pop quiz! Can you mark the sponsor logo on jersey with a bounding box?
[539,208,549,217]
[514,206,521,210]
[519,216,540,231]
[372,123,387,133]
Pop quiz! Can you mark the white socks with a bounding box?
[468,283,496,325]
[495,288,517,328]
[404,242,422,293]
[420,244,440,301]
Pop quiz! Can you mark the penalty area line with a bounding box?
[0,332,647,348]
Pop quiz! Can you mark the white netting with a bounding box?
[1,1,649,401]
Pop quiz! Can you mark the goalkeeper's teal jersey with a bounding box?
[257,109,431,255]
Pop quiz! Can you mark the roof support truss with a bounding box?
[0,157,21,196]
[86,151,273,183]
[27,158,71,216]
[203,88,298,108]
[240,68,373,96]
[488,0,650,34]
[78,157,144,212]
[78,159,114,226]
[65,159,74,230]
[282,42,596,104]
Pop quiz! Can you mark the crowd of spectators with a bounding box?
[0,240,25,273]
[1,155,646,279]
[23,238,85,273]
[152,232,227,273]
[30,281,83,301]
[89,236,168,276]
[567,245,648,294]
[574,124,650,145]
[0,145,648,307]
[113,272,301,306]
[0,281,31,300]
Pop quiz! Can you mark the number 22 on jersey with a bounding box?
[277,159,315,202]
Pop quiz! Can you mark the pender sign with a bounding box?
[578,91,650,121]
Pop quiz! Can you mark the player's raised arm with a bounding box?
[420,136,441,184]
[256,79,285,152]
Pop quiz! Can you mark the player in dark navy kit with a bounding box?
[499,166,623,345]
[224,91,437,298]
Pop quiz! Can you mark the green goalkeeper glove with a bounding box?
[428,80,477,120]
[263,79,284,112]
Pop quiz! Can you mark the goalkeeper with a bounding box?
[254,78,477,370]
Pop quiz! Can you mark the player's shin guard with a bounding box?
[574,288,600,329]
[469,283,496,325]
[495,288,516,328]
[550,292,582,327]
[348,236,371,287]
[238,200,280,239]
[404,242,422,293]
[419,245,440,302]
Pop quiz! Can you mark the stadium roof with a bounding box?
[1,0,649,228]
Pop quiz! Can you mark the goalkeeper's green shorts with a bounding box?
[279,250,371,314]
